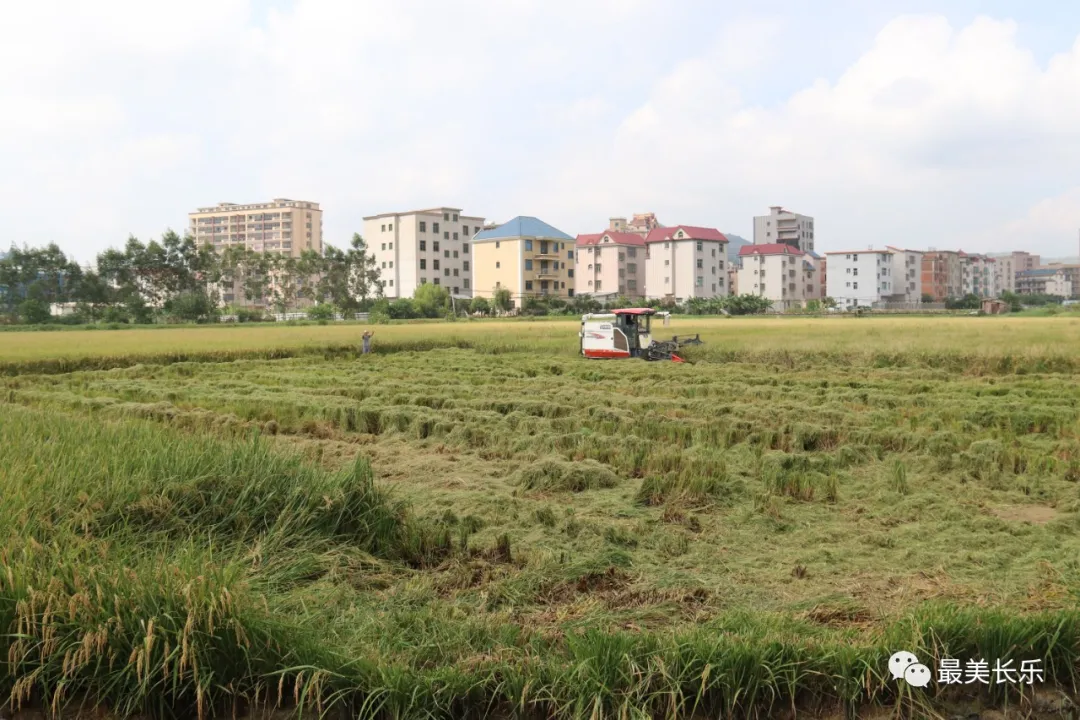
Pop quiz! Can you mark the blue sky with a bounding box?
[2,0,1079,262]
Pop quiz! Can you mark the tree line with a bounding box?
[0,231,383,324]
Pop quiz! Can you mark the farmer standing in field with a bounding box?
[362,329,375,354]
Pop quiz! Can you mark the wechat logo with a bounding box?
[889,651,931,688]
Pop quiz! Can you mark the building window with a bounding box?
[663,242,670,249]
[525,280,534,291]
[420,221,427,232]
[697,241,703,251]
[389,279,394,287]
[568,250,574,259]
[496,261,500,269]
[420,278,427,284]
[389,242,393,250]
[462,226,469,235]
[664,260,670,266]
[525,259,533,270]
[444,212,449,221]
[420,259,426,270]
[854,282,859,289]
[495,241,500,249]
[433,222,440,233]
[453,213,458,221]
[525,239,533,251]
[389,261,394,268]
[697,259,703,269]
[665,277,670,284]
[595,281,602,291]
[381,261,386,269]
[381,224,386,232]
[561,282,566,289]
[444,231,449,240]
[568,289,575,297]
[453,269,459,277]
[464,279,470,289]
[463,261,470,271]
[434,241,440,251]
[434,278,440,285]
[444,269,450,277]
[381,243,386,250]
[696,276,704,287]
[434,260,440,270]
[389,223,393,231]
[452,250,458,258]
[568,269,574,278]
[420,241,426,251]
[463,243,470,253]
[444,250,450,258]
[453,232,459,240]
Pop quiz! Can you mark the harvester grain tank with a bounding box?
[579,308,702,362]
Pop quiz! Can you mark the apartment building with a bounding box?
[1012,251,1041,272]
[1016,268,1072,297]
[643,225,728,301]
[190,199,323,307]
[363,207,485,298]
[190,199,323,256]
[885,247,924,302]
[994,255,1016,295]
[825,249,903,308]
[737,244,820,310]
[920,250,963,301]
[472,216,575,303]
[960,253,997,299]
[753,206,815,253]
[575,230,646,299]
[608,213,662,238]
[1041,264,1080,299]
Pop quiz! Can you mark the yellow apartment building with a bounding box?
[472,216,576,305]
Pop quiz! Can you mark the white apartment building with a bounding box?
[994,255,1016,295]
[753,206,815,253]
[737,243,820,310]
[363,207,485,298]
[575,230,647,299]
[1017,269,1073,297]
[825,250,897,308]
[960,253,997,299]
[885,246,924,302]
[643,226,728,301]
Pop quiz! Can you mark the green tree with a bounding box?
[413,283,450,318]
[388,298,417,319]
[166,290,217,323]
[493,287,512,313]
[469,296,490,315]
[17,298,50,324]
[921,293,934,304]
[307,303,337,321]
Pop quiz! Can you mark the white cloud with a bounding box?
[2,4,1080,260]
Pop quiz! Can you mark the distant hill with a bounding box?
[725,234,750,266]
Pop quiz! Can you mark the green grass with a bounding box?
[4,316,1080,717]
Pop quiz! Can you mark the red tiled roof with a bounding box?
[644,225,727,244]
[576,231,646,247]
[739,243,801,257]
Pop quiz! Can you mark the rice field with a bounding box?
[3,316,1080,718]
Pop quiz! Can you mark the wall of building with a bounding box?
[753,208,815,253]
[472,238,522,300]
[826,252,895,307]
[367,210,484,299]
[645,239,726,301]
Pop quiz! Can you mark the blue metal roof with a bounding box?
[473,216,573,241]
[1019,268,1061,277]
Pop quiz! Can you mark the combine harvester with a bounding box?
[579,308,702,362]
